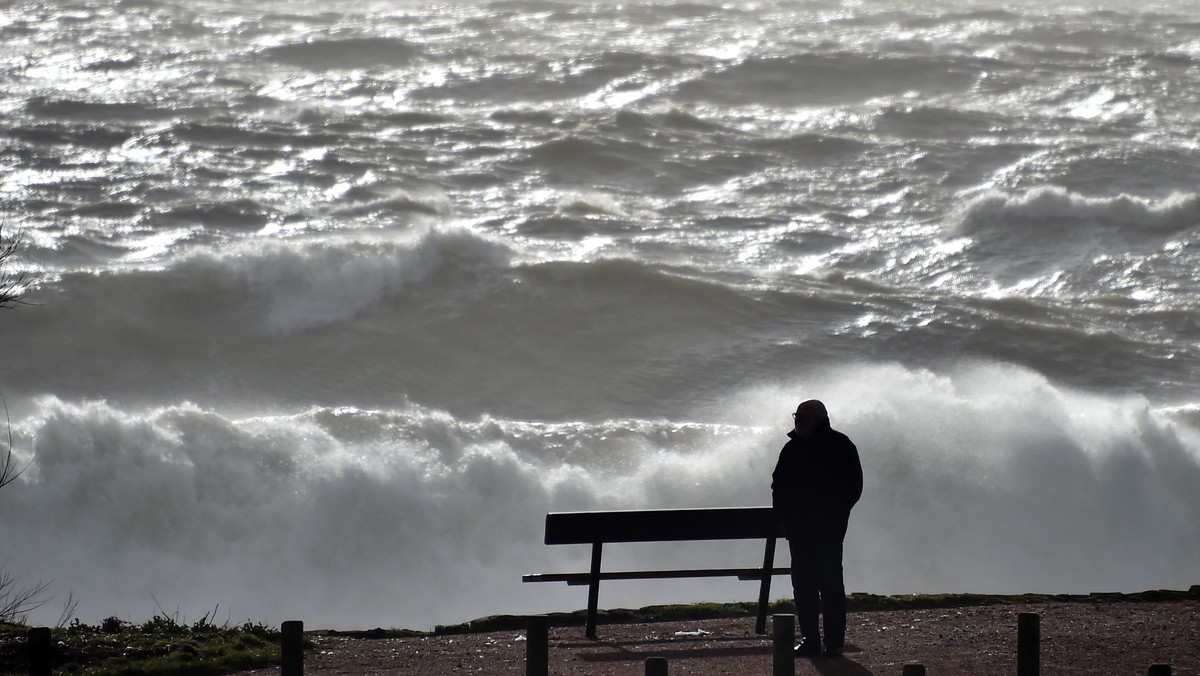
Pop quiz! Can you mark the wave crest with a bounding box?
[958,186,1200,235]
[214,225,513,333]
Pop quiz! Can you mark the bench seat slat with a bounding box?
[544,506,782,545]
[523,567,792,584]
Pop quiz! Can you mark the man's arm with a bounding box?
[844,439,863,508]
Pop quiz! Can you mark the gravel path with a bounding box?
[236,599,1199,675]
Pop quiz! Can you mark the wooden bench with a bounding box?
[522,506,790,638]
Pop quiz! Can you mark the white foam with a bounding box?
[4,361,1197,629]
[754,362,1200,595]
[956,187,1200,236]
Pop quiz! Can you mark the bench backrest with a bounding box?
[544,506,783,545]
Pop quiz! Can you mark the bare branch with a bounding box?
[0,397,30,490]
[0,224,29,309]
[56,591,79,628]
[0,570,52,624]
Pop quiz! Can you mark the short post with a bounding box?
[1148,666,1172,676]
[28,627,52,676]
[1017,612,1039,676]
[645,656,668,675]
[772,613,795,676]
[281,620,304,676]
[526,615,549,676]
[902,664,927,676]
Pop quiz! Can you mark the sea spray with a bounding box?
[820,362,1200,594]
[4,361,1198,628]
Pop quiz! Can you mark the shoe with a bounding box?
[822,646,844,658]
[794,640,821,657]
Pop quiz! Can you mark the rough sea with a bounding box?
[2,0,1199,630]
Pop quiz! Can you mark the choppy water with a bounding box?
[2,0,1199,629]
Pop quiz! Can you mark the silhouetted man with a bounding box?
[771,399,863,658]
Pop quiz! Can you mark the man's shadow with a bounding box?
[802,647,874,675]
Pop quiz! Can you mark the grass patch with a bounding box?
[0,615,286,675]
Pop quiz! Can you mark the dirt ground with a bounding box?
[234,599,1199,675]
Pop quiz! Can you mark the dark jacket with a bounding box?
[771,423,863,543]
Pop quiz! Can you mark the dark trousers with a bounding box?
[788,536,847,649]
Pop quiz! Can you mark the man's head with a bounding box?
[792,399,828,439]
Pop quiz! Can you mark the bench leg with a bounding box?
[756,536,777,634]
[586,542,603,639]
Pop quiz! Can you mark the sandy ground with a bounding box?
[234,599,1199,675]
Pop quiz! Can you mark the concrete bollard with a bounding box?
[772,613,795,676]
[28,627,52,676]
[526,615,549,676]
[645,656,668,675]
[1148,666,1172,676]
[281,620,304,676]
[1017,612,1039,676]
[902,664,927,676]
